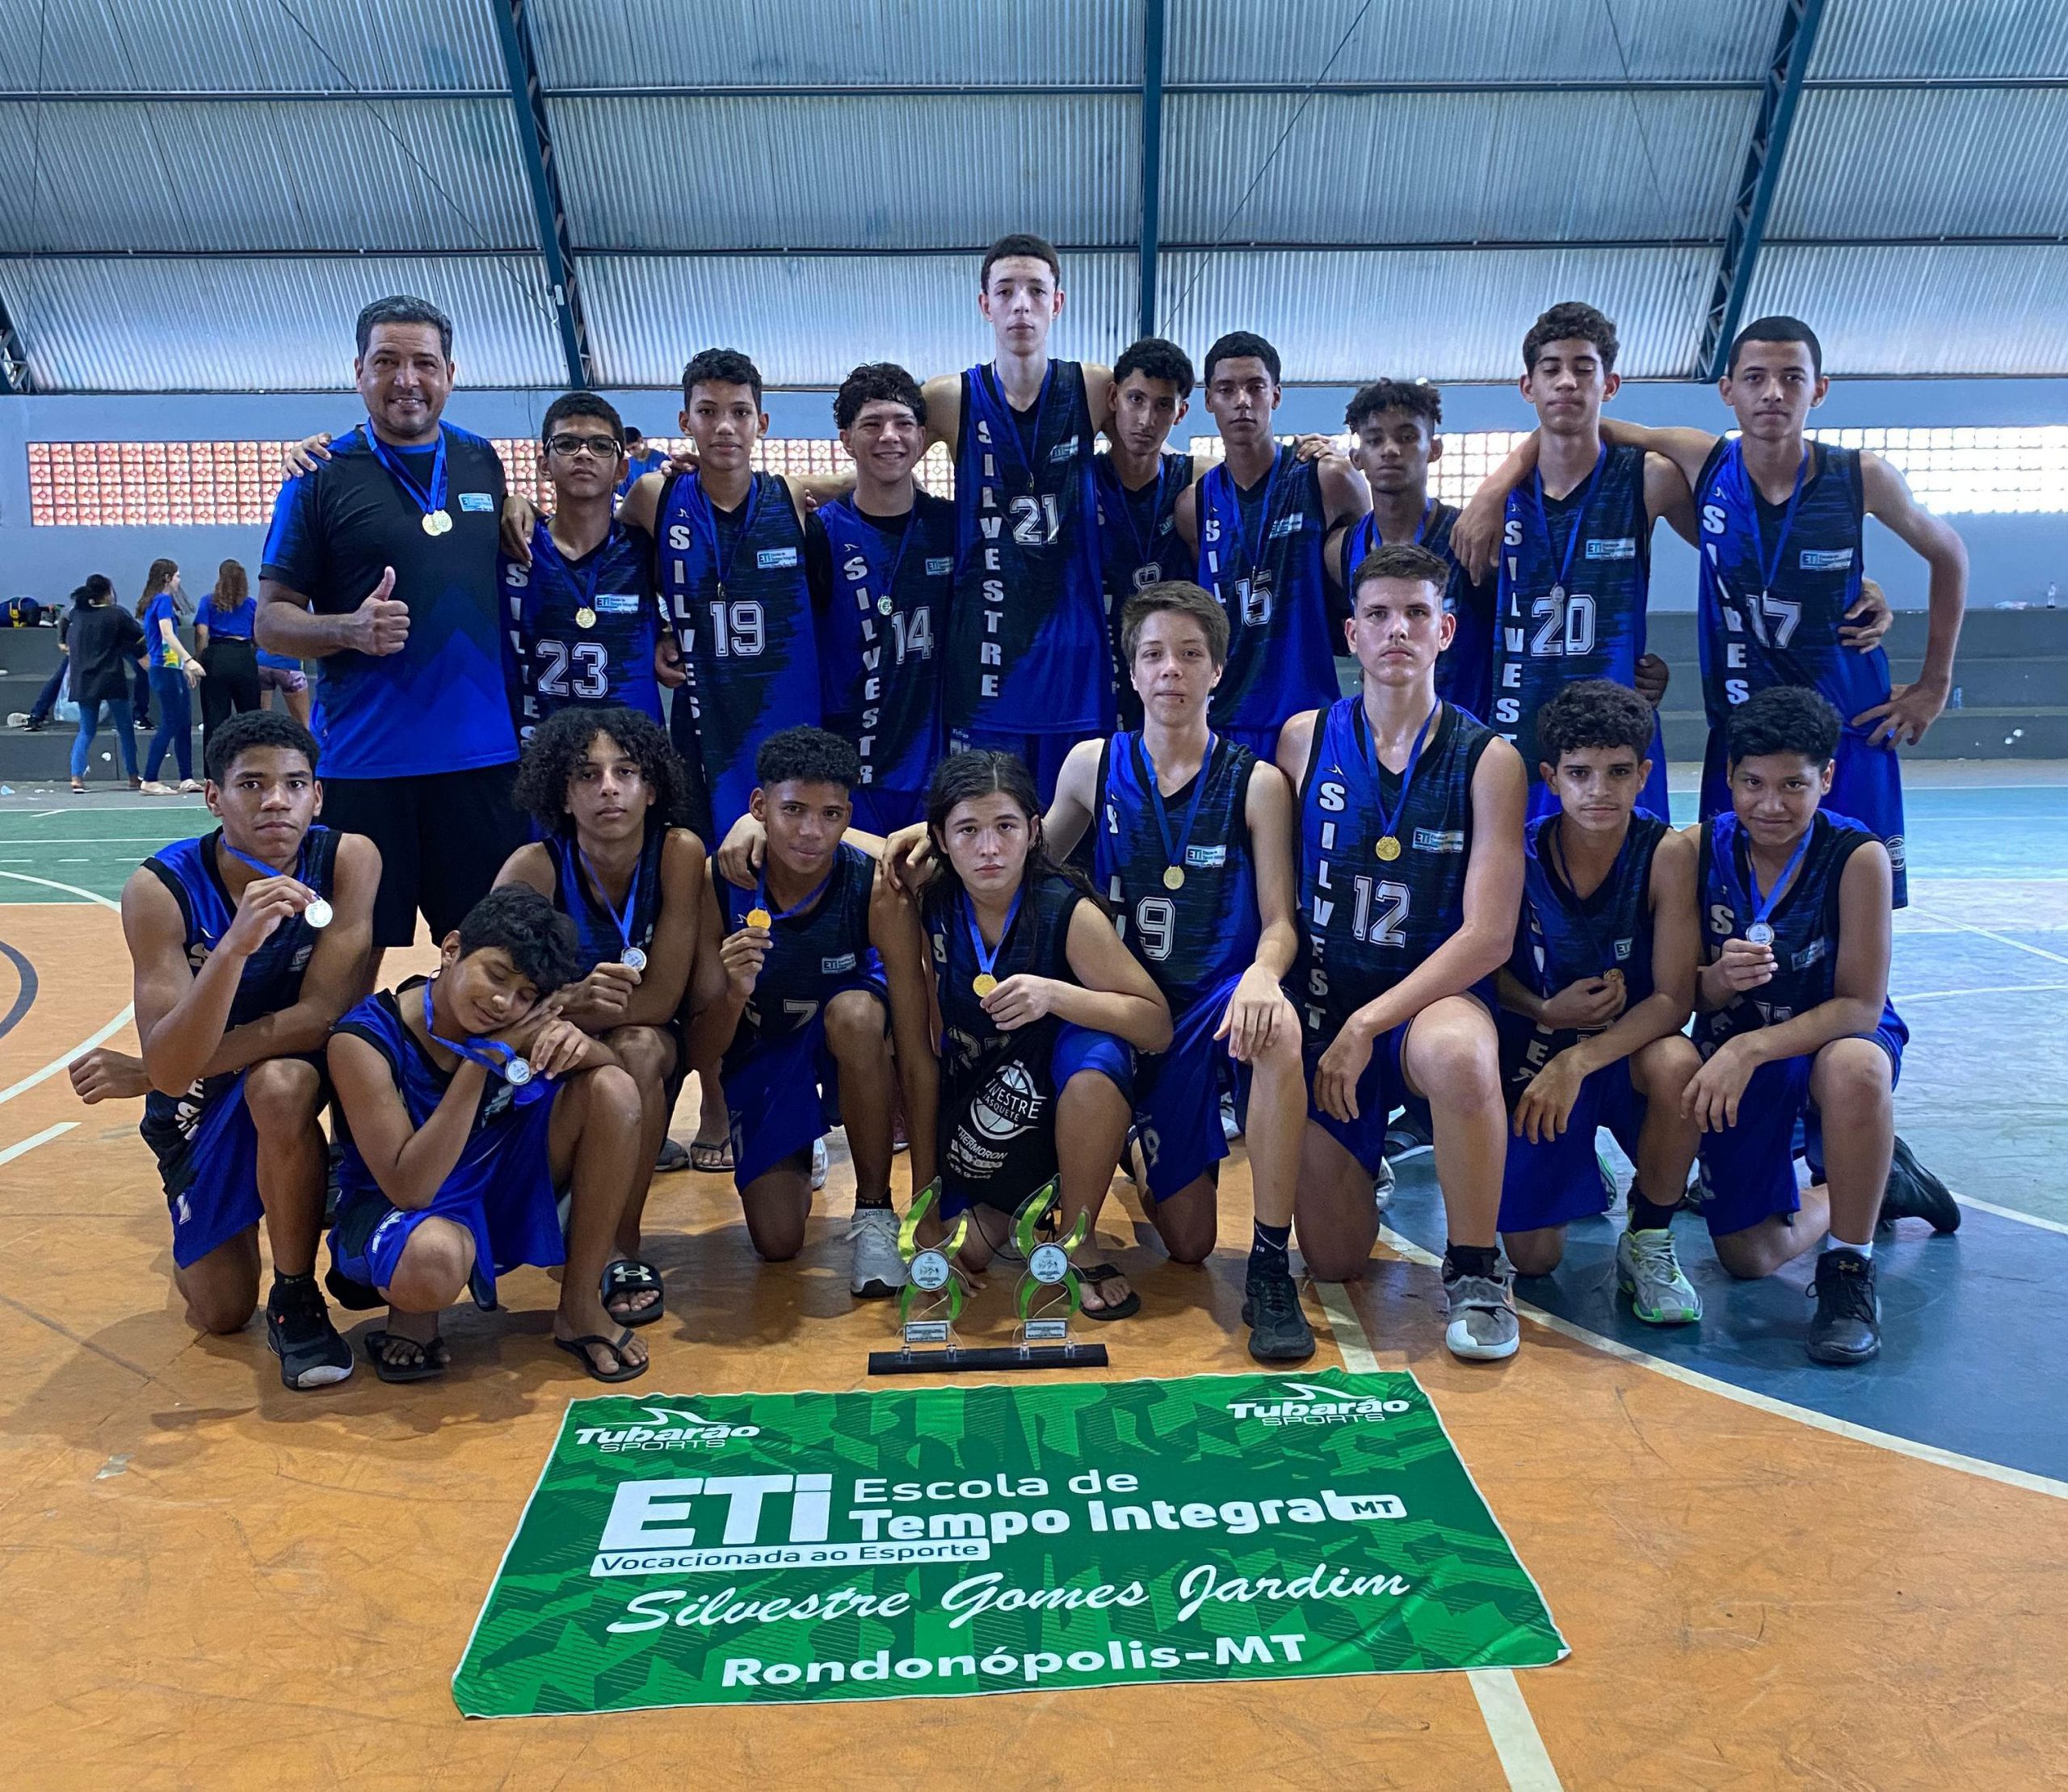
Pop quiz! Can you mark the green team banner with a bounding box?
[454,1369,1566,1717]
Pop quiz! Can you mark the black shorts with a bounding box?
[322,760,527,948]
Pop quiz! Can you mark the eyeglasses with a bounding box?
[546,433,623,459]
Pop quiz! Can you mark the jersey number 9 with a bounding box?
[1129,894,1176,961]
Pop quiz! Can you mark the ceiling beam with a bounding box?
[1137,0,1167,340]
[1698,0,1829,379]
[0,288,32,393]
[489,0,592,388]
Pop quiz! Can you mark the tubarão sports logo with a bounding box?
[575,1405,764,1454]
[1226,1381,1411,1428]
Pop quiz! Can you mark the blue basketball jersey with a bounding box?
[545,824,670,975]
[1496,443,1666,813]
[1095,451,1196,727]
[816,491,954,802]
[947,361,1108,737]
[1511,810,1667,1004]
[716,842,878,1071]
[138,826,339,1159]
[1297,698,1495,1040]
[1093,732,1259,1013]
[502,518,662,738]
[1196,450,1336,732]
[925,871,1083,1082]
[656,470,822,836]
[1340,502,1496,721]
[1695,440,1891,737]
[1696,810,1904,1057]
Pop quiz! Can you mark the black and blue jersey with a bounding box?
[1093,732,1259,1014]
[1196,449,1335,734]
[1340,502,1495,721]
[1095,451,1195,728]
[716,843,878,1073]
[261,423,514,780]
[1297,698,1495,1040]
[814,491,954,803]
[656,469,823,838]
[502,518,662,737]
[544,824,670,975]
[1696,809,1904,1058]
[1494,443,1664,812]
[947,361,1108,738]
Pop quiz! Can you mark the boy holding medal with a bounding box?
[687,728,937,1297]
[497,705,708,1328]
[501,393,666,738]
[1278,543,1528,1361]
[326,885,650,1383]
[75,710,378,1389]
[1688,685,1948,1366]
[1493,680,1704,1322]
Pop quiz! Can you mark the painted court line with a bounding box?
[1355,1226,2068,1506]
[1955,1194,2068,1239]
[0,869,133,1107]
[1909,904,2068,970]
[1316,1281,1566,1792]
[0,1121,77,1167]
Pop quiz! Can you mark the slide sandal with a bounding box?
[602,1258,666,1327]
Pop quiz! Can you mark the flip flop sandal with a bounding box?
[688,1138,733,1173]
[364,1330,449,1383]
[602,1258,666,1327]
[654,1138,691,1173]
[554,1327,649,1383]
[1075,1263,1141,1323]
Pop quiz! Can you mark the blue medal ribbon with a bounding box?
[578,845,645,969]
[1135,733,1215,890]
[1366,700,1440,860]
[1105,456,1175,575]
[1528,444,1607,598]
[747,867,832,929]
[534,518,621,626]
[1731,440,1810,598]
[1545,817,1629,979]
[1213,447,1289,592]
[420,977,549,1101]
[1729,814,1814,945]
[963,885,1024,997]
[845,505,917,616]
[216,834,327,927]
[981,363,1057,493]
[360,423,448,522]
[685,472,764,598]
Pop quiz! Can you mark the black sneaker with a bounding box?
[1807,1250,1880,1366]
[1242,1261,1315,1363]
[1879,1134,1961,1235]
[266,1277,355,1390]
[1383,1108,1432,1160]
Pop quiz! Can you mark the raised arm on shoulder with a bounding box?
[1855,452,1968,745]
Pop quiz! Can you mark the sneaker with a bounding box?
[265,1277,354,1390]
[1442,1260,1520,1361]
[1241,1260,1315,1362]
[1808,1249,1881,1365]
[1220,1091,1242,1142]
[847,1205,906,1298]
[811,1136,829,1191]
[1616,1227,1703,1324]
[1372,1154,1395,1213]
[1384,1108,1432,1159]
[1683,1162,1714,1214]
[1597,1148,1623,1214]
[1880,1134,1960,1235]
[654,1137,690,1174]
[6,711,28,729]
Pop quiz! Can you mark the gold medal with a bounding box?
[1602,967,1625,991]
[422,509,452,536]
[745,907,772,931]
[973,973,998,999]
[574,605,597,629]
[1162,864,1185,890]
[1375,835,1402,861]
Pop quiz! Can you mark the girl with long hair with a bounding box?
[138,557,204,793]
[195,559,263,757]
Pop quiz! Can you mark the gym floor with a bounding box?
[2,764,2063,1789]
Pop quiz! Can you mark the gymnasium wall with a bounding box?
[0,377,2060,613]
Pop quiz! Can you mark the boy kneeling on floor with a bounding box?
[326,885,649,1383]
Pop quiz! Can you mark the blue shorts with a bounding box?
[1135,975,1246,1201]
[1304,1020,1415,1181]
[143,1071,264,1269]
[1695,1020,1906,1237]
[849,786,926,838]
[721,981,886,1191]
[1702,724,1907,908]
[1498,1055,1646,1235]
[949,726,1090,808]
[326,1088,563,1306]
[939,1022,1133,1218]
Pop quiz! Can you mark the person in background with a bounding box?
[256,644,313,726]
[195,559,263,759]
[139,557,204,793]
[19,578,100,731]
[616,427,667,498]
[65,575,145,793]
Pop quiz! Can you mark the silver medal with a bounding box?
[877,595,893,616]
[1745,921,1775,948]
[622,946,647,972]
[504,1056,533,1087]
[302,897,333,929]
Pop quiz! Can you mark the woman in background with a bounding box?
[195,558,262,757]
[138,557,204,793]
[65,576,145,793]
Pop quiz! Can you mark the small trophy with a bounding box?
[1011,1180,1104,1366]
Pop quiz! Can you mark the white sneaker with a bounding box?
[1442,1260,1520,1361]
[1372,1155,1395,1213]
[1616,1226,1702,1324]
[1220,1092,1242,1142]
[811,1137,829,1190]
[6,712,27,729]
[847,1205,906,1298]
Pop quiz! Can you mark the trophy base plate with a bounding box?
[868,1342,1110,1377]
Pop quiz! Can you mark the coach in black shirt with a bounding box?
[257,295,524,961]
